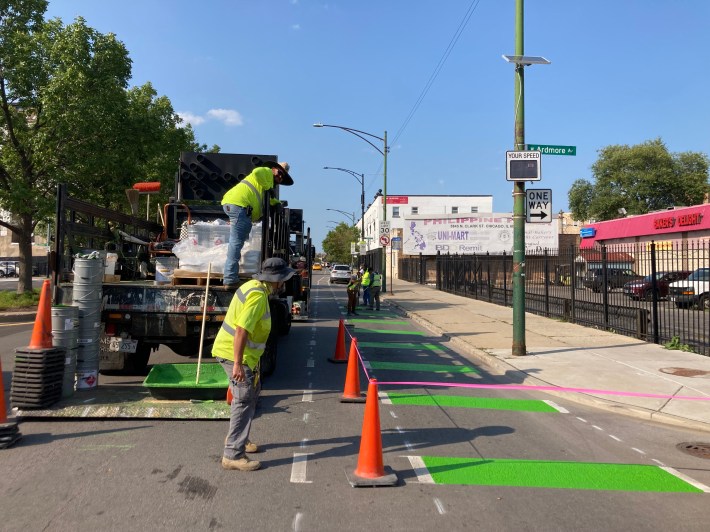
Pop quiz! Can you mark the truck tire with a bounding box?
[260,335,278,377]
[124,343,154,375]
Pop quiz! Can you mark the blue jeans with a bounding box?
[362,286,371,307]
[223,204,253,285]
[218,358,257,459]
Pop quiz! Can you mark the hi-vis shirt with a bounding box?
[221,167,275,222]
[371,273,382,287]
[211,280,272,370]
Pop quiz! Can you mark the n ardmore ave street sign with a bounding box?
[527,144,576,156]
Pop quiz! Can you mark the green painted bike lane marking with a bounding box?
[386,392,557,413]
[355,327,426,336]
[369,361,477,373]
[408,456,707,493]
[358,341,446,352]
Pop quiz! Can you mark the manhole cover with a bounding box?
[659,367,710,378]
[676,442,710,459]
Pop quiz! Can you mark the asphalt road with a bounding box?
[1,270,710,531]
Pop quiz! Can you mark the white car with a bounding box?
[329,264,352,284]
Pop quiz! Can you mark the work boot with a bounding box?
[245,440,260,453]
[221,455,261,471]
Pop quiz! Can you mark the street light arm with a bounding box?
[326,208,356,224]
[323,167,364,185]
[313,123,385,156]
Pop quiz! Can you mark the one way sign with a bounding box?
[526,188,552,223]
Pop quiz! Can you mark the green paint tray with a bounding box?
[143,363,228,401]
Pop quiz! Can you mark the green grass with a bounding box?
[0,289,40,311]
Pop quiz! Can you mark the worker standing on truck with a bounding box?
[213,257,296,471]
[221,162,294,289]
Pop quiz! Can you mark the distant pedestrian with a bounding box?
[212,257,295,471]
[361,266,371,308]
[370,270,382,310]
[346,275,359,315]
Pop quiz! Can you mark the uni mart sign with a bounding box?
[527,144,576,156]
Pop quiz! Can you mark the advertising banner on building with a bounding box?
[402,214,558,255]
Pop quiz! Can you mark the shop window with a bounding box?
[393,207,400,218]
[411,207,418,215]
[470,206,478,213]
[451,206,458,214]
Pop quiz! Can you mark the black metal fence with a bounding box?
[399,241,710,356]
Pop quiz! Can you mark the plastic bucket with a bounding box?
[76,370,99,390]
[156,257,179,284]
[72,284,102,303]
[211,225,230,247]
[53,330,79,351]
[77,343,100,367]
[51,305,79,332]
[73,258,105,285]
[76,303,101,324]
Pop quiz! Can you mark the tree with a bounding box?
[568,138,709,222]
[0,2,206,292]
[322,223,359,265]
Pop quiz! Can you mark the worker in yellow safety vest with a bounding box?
[212,257,295,471]
[361,266,371,308]
[221,162,294,289]
[369,270,382,310]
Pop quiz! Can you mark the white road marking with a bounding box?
[292,512,304,531]
[631,447,646,455]
[306,358,314,368]
[302,390,313,402]
[609,435,622,442]
[311,327,317,332]
[542,400,569,413]
[576,417,587,423]
[389,411,398,419]
[652,458,665,467]
[303,413,310,423]
[433,498,446,515]
[301,438,309,449]
[592,425,604,431]
[379,391,392,404]
[661,467,710,493]
[406,456,434,484]
[309,340,316,346]
[404,440,413,451]
[395,426,404,434]
[290,453,313,484]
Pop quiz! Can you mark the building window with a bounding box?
[411,207,418,215]
[393,206,400,218]
[451,206,458,214]
[470,206,478,213]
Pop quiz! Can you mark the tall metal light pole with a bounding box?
[323,167,365,241]
[313,123,388,290]
[503,0,550,356]
[326,208,356,225]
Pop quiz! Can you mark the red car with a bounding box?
[623,270,692,301]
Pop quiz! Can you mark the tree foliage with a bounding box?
[322,223,359,265]
[568,139,709,222]
[0,1,209,291]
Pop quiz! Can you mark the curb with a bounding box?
[386,299,710,434]
[0,312,36,324]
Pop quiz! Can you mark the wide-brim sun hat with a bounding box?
[260,160,294,186]
[254,257,296,282]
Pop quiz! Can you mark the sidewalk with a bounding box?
[384,279,710,433]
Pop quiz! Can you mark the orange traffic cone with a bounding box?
[28,279,53,350]
[347,379,398,487]
[341,337,366,403]
[328,319,347,363]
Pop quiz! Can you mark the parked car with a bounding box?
[623,270,693,301]
[582,267,641,292]
[0,263,18,277]
[329,264,352,284]
[668,267,710,309]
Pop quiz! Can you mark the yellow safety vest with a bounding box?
[211,280,272,369]
[371,274,382,288]
[221,167,274,222]
[361,271,371,287]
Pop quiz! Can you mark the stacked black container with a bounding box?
[10,347,66,408]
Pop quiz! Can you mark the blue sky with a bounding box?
[45,1,710,250]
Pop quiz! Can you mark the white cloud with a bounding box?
[176,111,205,127]
[206,108,243,126]
[291,24,301,30]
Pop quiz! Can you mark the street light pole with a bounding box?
[326,209,356,225]
[323,167,365,242]
[313,123,388,291]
